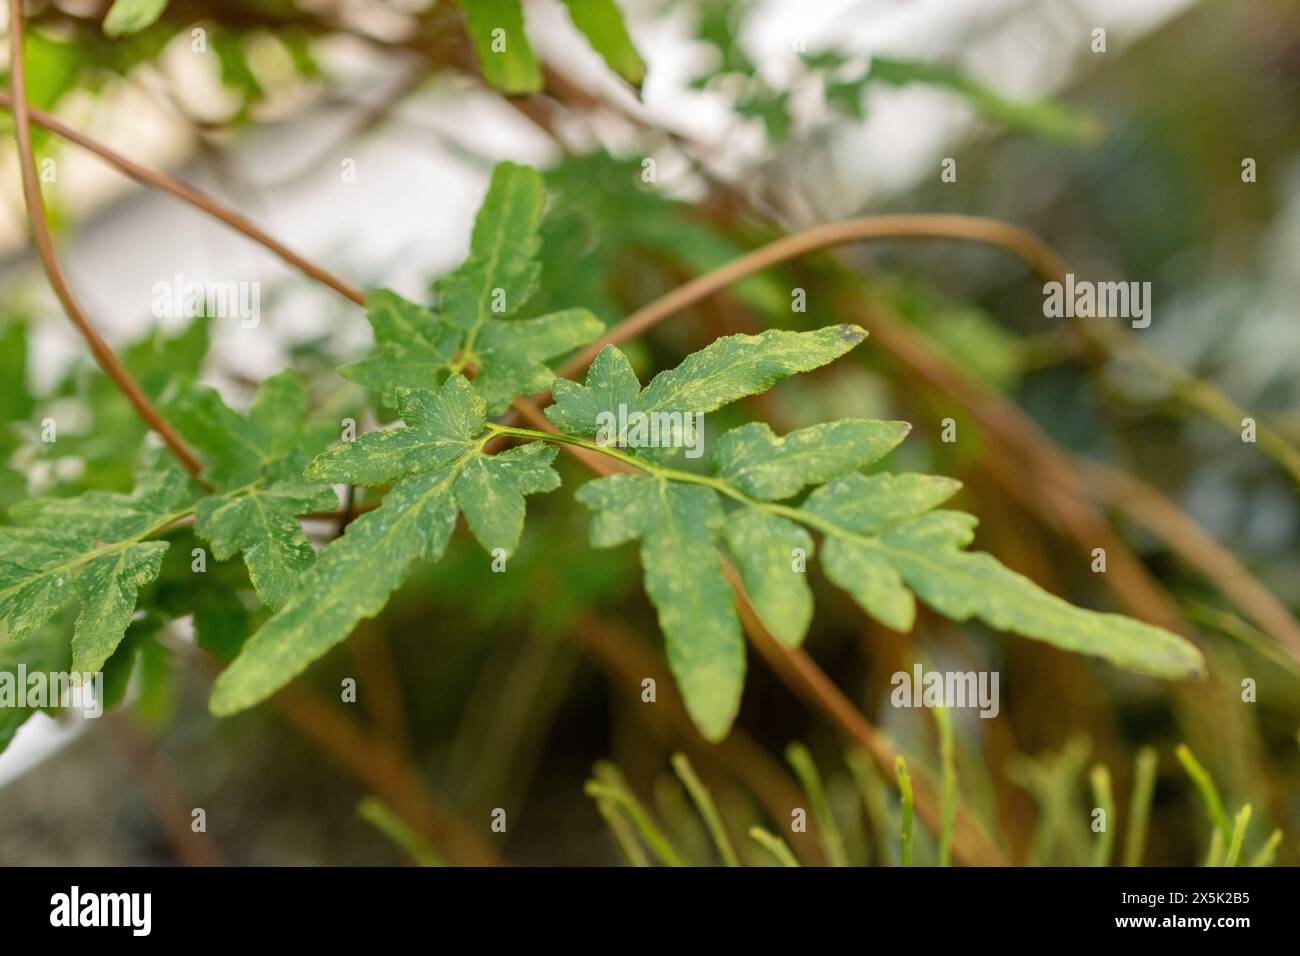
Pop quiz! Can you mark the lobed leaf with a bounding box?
[194,480,338,610]
[713,419,910,500]
[73,543,169,673]
[211,375,561,714]
[344,165,601,414]
[209,465,464,716]
[308,378,487,486]
[803,472,962,535]
[340,290,459,400]
[723,510,812,646]
[874,511,1205,679]
[559,367,1205,740]
[546,325,868,457]
[436,162,545,330]
[576,474,744,741]
[168,371,337,608]
[0,457,191,669]
[0,627,71,755]
[454,443,561,555]
[636,324,866,417]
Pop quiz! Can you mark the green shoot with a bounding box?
[748,826,801,867]
[933,705,957,867]
[785,742,849,867]
[356,797,444,866]
[1249,829,1283,867]
[847,747,896,866]
[1089,765,1115,867]
[1204,829,1225,867]
[895,755,914,867]
[1122,747,1158,867]
[584,761,687,867]
[1223,804,1251,867]
[1176,744,1233,846]
[593,798,650,867]
[670,753,740,867]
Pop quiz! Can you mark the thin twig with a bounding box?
[1081,460,1300,662]
[106,715,224,866]
[3,6,202,475]
[555,214,1068,384]
[0,86,367,307]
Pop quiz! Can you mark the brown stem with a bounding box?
[4,3,202,475]
[1081,460,1300,660]
[0,87,367,308]
[271,682,501,865]
[106,715,224,867]
[556,214,1068,383]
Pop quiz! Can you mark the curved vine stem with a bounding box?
[5,0,202,475]
[554,214,1068,381]
[0,86,367,307]
[534,215,1299,485]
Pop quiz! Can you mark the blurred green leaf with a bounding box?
[103,0,170,38]
[866,56,1101,143]
[462,0,542,94]
[561,0,645,88]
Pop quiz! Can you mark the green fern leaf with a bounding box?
[342,165,602,413]
[547,326,866,459]
[576,474,742,741]
[554,333,1205,740]
[166,371,338,608]
[0,457,192,671]
[209,375,560,715]
[560,0,646,88]
[462,0,542,94]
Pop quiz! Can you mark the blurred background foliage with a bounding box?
[0,0,1297,866]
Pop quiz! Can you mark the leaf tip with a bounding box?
[837,323,868,346]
